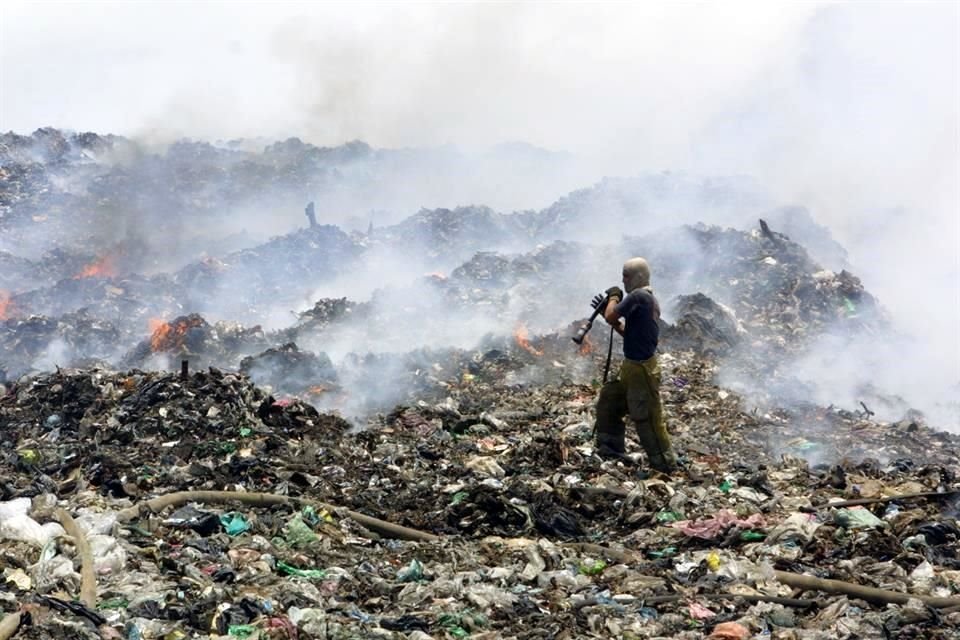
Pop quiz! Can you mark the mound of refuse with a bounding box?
[1,353,957,639]
[1,129,956,638]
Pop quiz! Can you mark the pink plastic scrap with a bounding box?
[672,509,765,539]
[688,601,717,619]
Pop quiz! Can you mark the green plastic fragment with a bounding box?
[121,524,155,538]
[449,491,469,506]
[301,506,320,527]
[719,480,733,493]
[437,613,460,628]
[655,510,681,523]
[438,609,486,637]
[740,530,766,541]
[227,625,255,638]
[647,546,677,558]
[283,514,319,547]
[220,512,250,536]
[396,559,424,582]
[239,427,253,437]
[579,560,607,576]
[277,560,327,579]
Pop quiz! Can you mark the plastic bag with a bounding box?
[277,561,327,580]
[834,507,884,530]
[909,560,936,595]
[220,512,250,536]
[282,514,318,547]
[0,498,65,547]
[397,559,425,582]
[76,508,118,536]
[89,534,128,575]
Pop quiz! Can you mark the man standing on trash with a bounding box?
[592,257,679,474]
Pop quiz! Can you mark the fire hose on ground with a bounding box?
[0,613,21,640]
[114,489,960,610]
[114,490,441,543]
[0,510,101,640]
[7,489,960,638]
[55,509,97,608]
[11,501,949,619]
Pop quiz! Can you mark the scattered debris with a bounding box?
[0,129,956,637]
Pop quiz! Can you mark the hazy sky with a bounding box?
[2,1,820,155]
[2,3,955,197]
[2,1,959,370]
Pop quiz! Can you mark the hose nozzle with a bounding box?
[572,322,592,345]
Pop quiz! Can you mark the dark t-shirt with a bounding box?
[615,288,660,361]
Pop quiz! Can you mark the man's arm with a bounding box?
[604,299,625,336]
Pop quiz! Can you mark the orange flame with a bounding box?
[74,255,117,279]
[148,318,170,352]
[0,290,13,321]
[578,335,594,355]
[148,316,205,352]
[513,324,543,356]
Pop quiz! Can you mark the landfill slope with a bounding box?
[0,129,958,639]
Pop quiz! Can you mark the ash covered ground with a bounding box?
[0,129,958,639]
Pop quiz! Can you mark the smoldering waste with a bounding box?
[2,359,959,639]
[0,129,958,639]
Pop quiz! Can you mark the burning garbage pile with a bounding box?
[0,355,958,639]
[0,128,957,638]
[0,128,883,405]
[240,343,339,400]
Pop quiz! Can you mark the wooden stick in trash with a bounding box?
[809,489,960,510]
[115,490,441,543]
[773,570,960,609]
[0,612,21,640]
[55,509,97,608]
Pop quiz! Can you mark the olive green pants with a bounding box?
[595,355,677,472]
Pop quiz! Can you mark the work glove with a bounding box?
[590,293,606,310]
[605,286,624,303]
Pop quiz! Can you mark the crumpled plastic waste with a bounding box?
[0,498,65,546]
[834,507,885,529]
[219,512,251,536]
[673,509,765,539]
[766,511,821,544]
[0,156,958,639]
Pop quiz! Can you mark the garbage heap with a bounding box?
[1,354,957,640]
[1,157,880,402]
[1,129,955,638]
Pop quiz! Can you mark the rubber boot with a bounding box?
[636,424,677,473]
[595,380,627,458]
[596,430,627,459]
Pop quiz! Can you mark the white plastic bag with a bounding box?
[0,498,65,547]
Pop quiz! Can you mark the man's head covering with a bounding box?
[622,257,651,293]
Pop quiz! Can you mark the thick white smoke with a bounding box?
[2,2,957,428]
